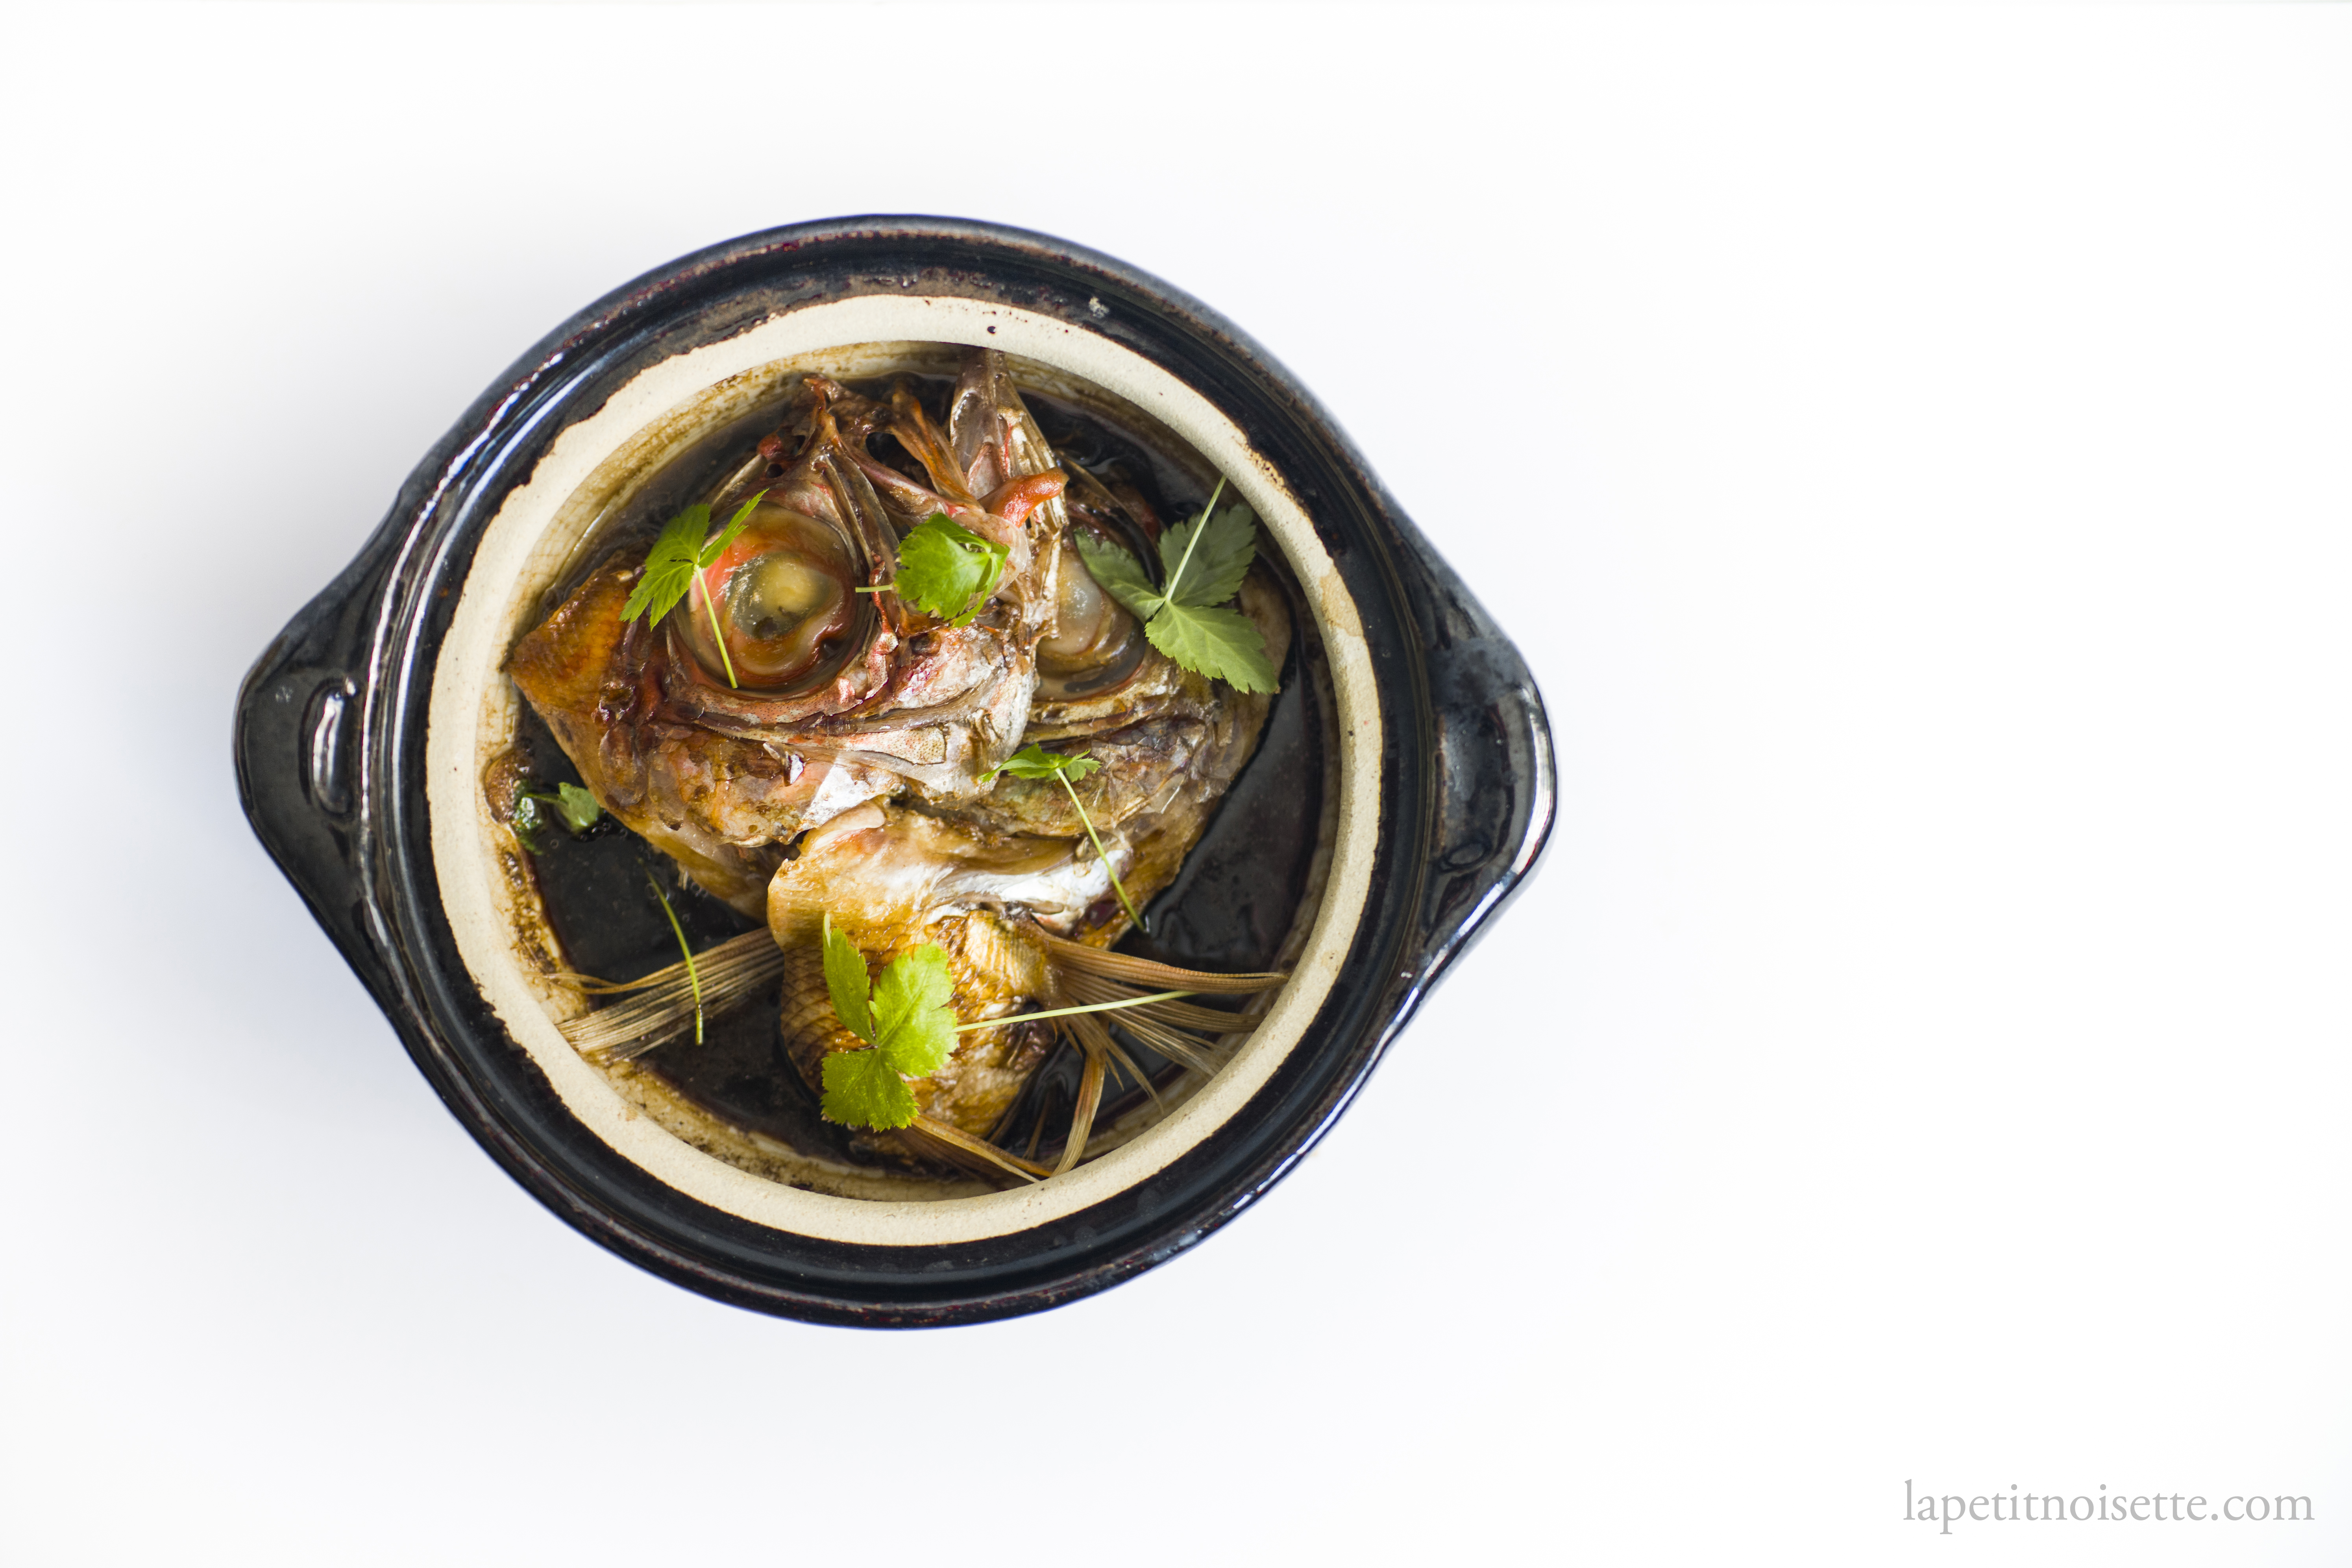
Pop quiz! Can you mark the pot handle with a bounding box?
[234,563,398,999]
[1397,532,1558,995]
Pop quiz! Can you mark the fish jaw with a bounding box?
[764,802,1122,952]
[775,911,1058,1154]
[768,810,1079,1151]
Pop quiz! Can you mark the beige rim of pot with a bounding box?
[425,293,1381,1246]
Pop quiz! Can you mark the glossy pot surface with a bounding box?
[235,217,1553,1326]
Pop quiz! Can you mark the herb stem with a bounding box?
[646,871,705,1044]
[1058,770,1147,934]
[955,990,1197,1032]
[858,578,993,623]
[693,570,740,689]
[1161,473,1227,601]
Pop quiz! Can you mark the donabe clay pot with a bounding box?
[235,218,1553,1326]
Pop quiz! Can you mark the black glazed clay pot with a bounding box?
[234,218,1553,1327]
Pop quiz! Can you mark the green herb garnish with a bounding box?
[816,914,1205,1134]
[817,915,960,1130]
[647,871,705,1045]
[856,512,1011,628]
[1071,476,1279,693]
[512,780,602,852]
[621,491,768,687]
[981,743,1148,934]
[544,781,601,832]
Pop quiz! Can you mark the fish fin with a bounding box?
[558,931,785,1061]
[1053,1017,1114,1176]
[1039,931,1285,994]
[908,1117,1050,1183]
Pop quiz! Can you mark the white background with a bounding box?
[3,4,2348,1563]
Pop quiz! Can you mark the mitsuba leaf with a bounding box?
[698,493,765,570]
[821,1048,918,1131]
[869,943,958,1079]
[510,794,547,853]
[620,492,767,628]
[1159,500,1258,609]
[648,505,712,571]
[1068,489,1278,694]
[622,505,712,626]
[549,782,601,834]
[1072,531,1165,622]
[892,514,1010,627]
[981,743,1103,786]
[512,781,602,849]
[623,558,699,627]
[815,932,961,1128]
[1145,602,1281,694]
[821,915,872,1043]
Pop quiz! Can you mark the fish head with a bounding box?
[508,357,1103,903]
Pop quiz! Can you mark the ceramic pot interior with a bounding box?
[425,299,1383,1247]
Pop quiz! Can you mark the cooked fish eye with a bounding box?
[677,505,860,689]
[1039,543,1138,668]
[1039,544,1114,660]
[735,554,836,640]
[1037,536,1146,695]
